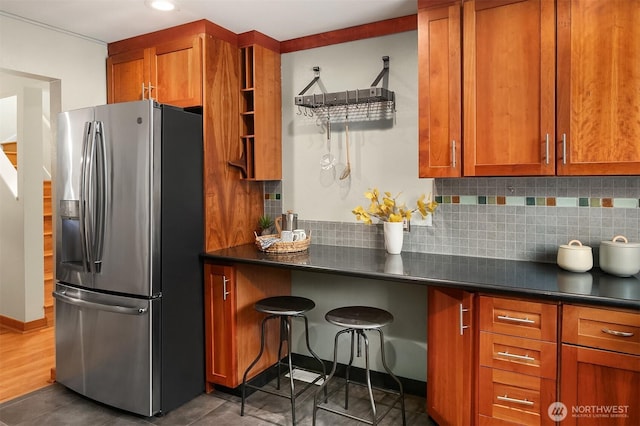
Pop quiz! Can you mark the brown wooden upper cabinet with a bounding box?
[418,1,462,177]
[235,38,282,180]
[418,0,640,177]
[556,0,640,175]
[107,35,203,108]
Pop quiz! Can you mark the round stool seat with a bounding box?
[325,306,394,329]
[254,296,316,316]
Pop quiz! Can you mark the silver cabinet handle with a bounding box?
[452,140,457,168]
[544,133,549,164]
[602,328,634,338]
[147,81,155,100]
[459,304,469,336]
[497,395,534,406]
[497,351,535,362]
[497,314,535,324]
[222,276,231,301]
[562,133,567,164]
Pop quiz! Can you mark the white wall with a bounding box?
[0,14,107,111]
[0,14,107,322]
[281,31,433,223]
[283,32,430,382]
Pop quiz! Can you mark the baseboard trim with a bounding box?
[0,314,48,333]
[217,353,426,398]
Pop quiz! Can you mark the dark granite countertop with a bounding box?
[202,244,640,310]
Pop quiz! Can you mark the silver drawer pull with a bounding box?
[497,395,534,406]
[497,314,535,324]
[497,351,535,362]
[602,328,634,338]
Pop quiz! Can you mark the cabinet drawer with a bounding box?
[480,296,558,341]
[563,305,640,356]
[480,332,557,379]
[479,366,556,426]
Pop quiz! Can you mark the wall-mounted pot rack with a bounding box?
[294,56,395,122]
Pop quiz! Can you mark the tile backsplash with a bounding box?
[265,177,640,264]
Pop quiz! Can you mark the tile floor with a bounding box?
[0,376,436,425]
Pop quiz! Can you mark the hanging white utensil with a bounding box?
[320,116,336,170]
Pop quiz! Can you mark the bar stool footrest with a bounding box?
[245,366,325,401]
[315,397,400,426]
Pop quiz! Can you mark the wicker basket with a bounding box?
[255,233,311,253]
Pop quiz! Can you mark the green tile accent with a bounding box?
[536,197,546,206]
[460,195,477,205]
[579,197,589,207]
[556,197,578,207]
[590,197,600,207]
[435,195,443,203]
[526,197,536,206]
[443,196,451,203]
[488,196,496,205]
[506,196,525,206]
[613,198,639,208]
[275,193,281,200]
[478,196,487,204]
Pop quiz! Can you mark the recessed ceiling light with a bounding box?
[147,0,177,11]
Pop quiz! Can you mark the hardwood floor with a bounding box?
[0,324,55,404]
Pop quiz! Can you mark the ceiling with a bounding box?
[0,0,417,44]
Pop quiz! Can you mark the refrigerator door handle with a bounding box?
[53,290,148,315]
[93,121,107,273]
[79,121,93,272]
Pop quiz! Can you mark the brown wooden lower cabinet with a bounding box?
[427,287,475,426]
[204,262,290,391]
[559,304,640,426]
[478,367,556,426]
[560,344,640,426]
[476,295,558,426]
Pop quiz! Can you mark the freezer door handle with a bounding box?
[53,290,148,315]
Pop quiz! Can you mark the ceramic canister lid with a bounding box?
[600,235,640,248]
[560,240,591,251]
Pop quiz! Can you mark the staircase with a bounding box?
[1,141,53,325]
[43,180,53,325]
[1,141,17,166]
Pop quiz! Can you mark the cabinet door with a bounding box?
[427,287,475,426]
[204,264,237,389]
[556,0,640,175]
[106,49,148,104]
[418,2,462,177]
[150,36,203,108]
[463,0,556,176]
[252,44,282,180]
[561,344,640,425]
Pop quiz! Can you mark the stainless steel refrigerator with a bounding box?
[53,100,204,416]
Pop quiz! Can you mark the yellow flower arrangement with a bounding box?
[352,188,438,224]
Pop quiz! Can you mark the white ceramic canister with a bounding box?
[599,235,640,277]
[557,240,593,273]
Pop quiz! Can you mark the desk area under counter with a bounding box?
[202,244,640,425]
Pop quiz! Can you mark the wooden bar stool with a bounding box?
[241,295,326,425]
[313,305,406,426]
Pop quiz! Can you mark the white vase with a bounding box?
[383,221,404,254]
